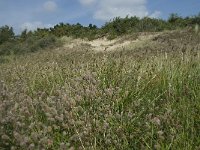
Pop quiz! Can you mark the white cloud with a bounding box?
[43,1,57,12]
[79,0,96,6]
[150,11,162,18]
[79,0,161,21]
[94,0,148,21]
[20,21,53,31]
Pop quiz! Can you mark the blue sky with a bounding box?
[0,0,199,33]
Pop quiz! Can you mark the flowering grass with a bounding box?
[0,31,200,150]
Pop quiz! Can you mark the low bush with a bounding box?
[0,35,60,56]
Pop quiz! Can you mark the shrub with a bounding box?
[0,26,15,45]
[0,35,59,56]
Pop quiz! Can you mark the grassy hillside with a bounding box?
[0,30,200,149]
[1,13,200,59]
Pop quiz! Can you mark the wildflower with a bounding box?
[62,123,69,129]
[47,117,55,122]
[47,126,53,133]
[53,124,60,130]
[105,88,113,97]
[124,91,129,97]
[77,106,84,113]
[39,137,48,145]
[157,131,164,136]
[154,144,161,149]
[75,95,82,102]
[62,131,67,136]
[29,143,35,150]
[60,142,67,150]
[157,130,165,140]
[69,98,76,107]
[69,147,75,150]
[31,132,38,141]
[76,120,84,126]
[69,134,78,142]
[103,122,109,129]
[23,136,30,144]
[13,131,21,140]
[1,134,10,140]
[45,113,52,118]
[146,113,153,119]
[11,146,16,150]
[50,107,58,115]
[105,139,111,144]
[85,89,91,97]
[55,115,64,122]
[47,139,53,146]
[152,117,161,126]
[29,123,35,129]
[16,121,23,127]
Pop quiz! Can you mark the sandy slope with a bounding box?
[62,33,159,52]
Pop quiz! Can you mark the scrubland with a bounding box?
[0,30,200,150]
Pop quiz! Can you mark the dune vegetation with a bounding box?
[0,14,200,150]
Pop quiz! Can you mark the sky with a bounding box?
[0,0,200,34]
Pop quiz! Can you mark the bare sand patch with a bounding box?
[62,33,160,52]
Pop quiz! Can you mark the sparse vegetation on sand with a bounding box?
[0,29,200,149]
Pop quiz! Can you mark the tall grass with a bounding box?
[0,35,200,149]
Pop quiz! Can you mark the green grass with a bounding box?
[0,32,200,150]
